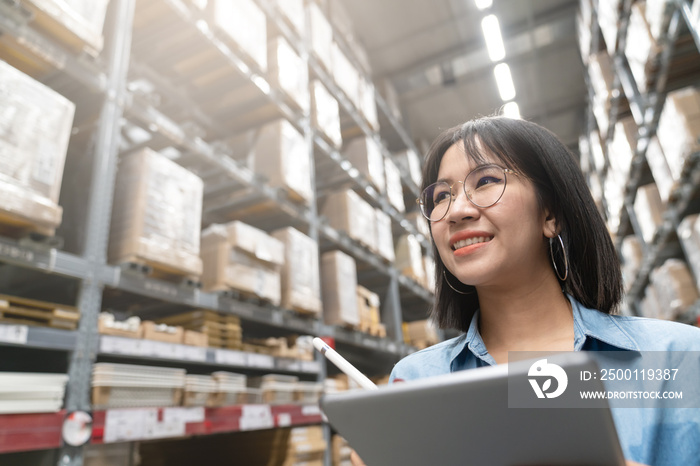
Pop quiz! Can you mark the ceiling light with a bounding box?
[481,14,505,62]
[502,101,521,119]
[475,0,492,9]
[494,63,516,101]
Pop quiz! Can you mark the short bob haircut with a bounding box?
[422,116,623,332]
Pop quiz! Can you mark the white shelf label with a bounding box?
[104,408,192,443]
[215,349,247,366]
[300,361,321,373]
[0,325,28,345]
[100,336,206,362]
[247,353,275,369]
[239,405,274,431]
[163,407,205,424]
[301,405,321,416]
[277,412,292,427]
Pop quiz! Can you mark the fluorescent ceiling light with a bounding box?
[494,63,516,101]
[502,101,521,119]
[481,14,505,62]
[475,0,492,10]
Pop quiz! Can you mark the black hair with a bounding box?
[422,116,623,332]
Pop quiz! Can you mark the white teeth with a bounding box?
[452,236,492,250]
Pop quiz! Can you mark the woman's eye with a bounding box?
[475,176,501,188]
[433,190,450,204]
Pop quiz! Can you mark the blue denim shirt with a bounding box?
[389,295,700,465]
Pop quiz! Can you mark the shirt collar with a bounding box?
[449,294,640,368]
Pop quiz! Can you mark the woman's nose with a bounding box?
[446,185,480,221]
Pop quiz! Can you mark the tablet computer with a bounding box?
[320,351,625,466]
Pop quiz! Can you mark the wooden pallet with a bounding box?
[0,294,79,330]
[119,260,201,288]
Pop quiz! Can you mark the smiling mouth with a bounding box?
[451,236,493,251]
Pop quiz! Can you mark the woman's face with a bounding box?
[430,141,556,289]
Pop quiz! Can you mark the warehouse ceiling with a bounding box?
[336,0,586,152]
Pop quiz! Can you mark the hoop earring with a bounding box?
[442,270,474,295]
[549,234,569,282]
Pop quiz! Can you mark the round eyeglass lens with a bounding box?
[465,165,507,208]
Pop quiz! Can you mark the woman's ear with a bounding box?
[542,208,559,238]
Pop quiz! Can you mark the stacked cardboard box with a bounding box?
[201,221,284,306]
[272,227,322,315]
[0,60,75,236]
[384,157,406,212]
[332,42,361,109]
[656,86,700,182]
[645,137,675,204]
[343,137,386,193]
[206,0,267,71]
[253,119,314,205]
[282,426,327,466]
[375,209,395,262]
[19,0,111,56]
[358,77,379,131]
[309,2,333,71]
[312,79,343,148]
[633,183,665,244]
[322,189,377,252]
[332,435,353,466]
[625,2,660,94]
[155,309,242,350]
[356,285,384,337]
[677,214,700,291]
[321,251,360,327]
[608,117,637,182]
[403,319,439,349]
[249,374,298,405]
[269,36,309,113]
[587,52,616,136]
[395,234,426,285]
[641,259,700,321]
[109,148,203,279]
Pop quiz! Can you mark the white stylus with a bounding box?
[313,337,378,390]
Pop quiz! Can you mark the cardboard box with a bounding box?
[633,183,665,244]
[272,227,322,315]
[97,313,142,339]
[208,0,267,71]
[0,60,75,233]
[395,234,425,284]
[183,330,209,347]
[268,36,309,113]
[321,250,359,327]
[20,0,110,55]
[321,189,377,251]
[375,209,395,262]
[608,117,637,181]
[141,321,184,344]
[253,119,313,204]
[657,86,700,180]
[403,319,439,348]
[650,259,700,321]
[332,42,360,108]
[311,79,342,148]
[309,2,333,70]
[356,285,380,333]
[625,2,660,93]
[201,222,284,305]
[384,157,406,212]
[376,78,403,123]
[109,148,203,278]
[598,0,622,55]
[358,77,379,131]
[343,137,385,193]
[646,137,675,204]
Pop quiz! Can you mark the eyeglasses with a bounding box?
[417,164,518,222]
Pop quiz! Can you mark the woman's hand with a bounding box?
[350,449,367,466]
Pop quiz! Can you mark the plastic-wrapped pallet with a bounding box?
[206,0,267,71]
[20,0,111,55]
[321,189,377,252]
[0,60,75,235]
[109,148,203,278]
[253,119,313,205]
[321,250,359,327]
[650,259,700,321]
[625,2,660,94]
[272,0,304,36]
[384,157,406,212]
[375,209,395,262]
[656,86,700,181]
[608,117,637,181]
[645,137,675,204]
[633,183,665,244]
[358,77,379,131]
[272,227,322,315]
[0,372,68,414]
[308,2,333,71]
[393,149,423,188]
[268,36,309,113]
[677,214,700,291]
[395,234,425,284]
[201,221,284,305]
[311,80,342,148]
[620,235,644,292]
[343,136,386,193]
[332,42,361,108]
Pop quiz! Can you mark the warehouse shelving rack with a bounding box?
[581,0,700,323]
[0,0,435,464]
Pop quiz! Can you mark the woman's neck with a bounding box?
[476,277,574,364]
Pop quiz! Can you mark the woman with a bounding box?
[379,116,700,466]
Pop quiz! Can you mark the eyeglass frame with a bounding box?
[416,163,520,222]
